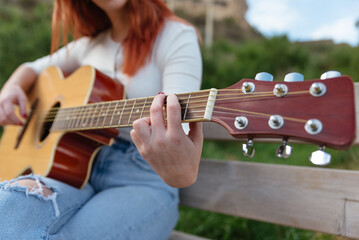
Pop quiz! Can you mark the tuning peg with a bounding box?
[320,71,341,80]
[242,139,255,158]
[284,72,304,82]
[255,72,273,81]
[276,140,292,158]
[309,146,331,166]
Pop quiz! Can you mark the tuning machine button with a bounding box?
[310,146,331,166]
[320,71,341,80]
[255,72,273,81]
[242,139,255,158]
[284,72,304,82]
[276,140,292,158]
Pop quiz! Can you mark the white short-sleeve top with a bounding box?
[25,20,202,139]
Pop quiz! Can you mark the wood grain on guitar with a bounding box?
[0,66,355,188]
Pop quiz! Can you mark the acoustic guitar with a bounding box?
[0,66,355,188]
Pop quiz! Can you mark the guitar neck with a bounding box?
[51,89,218,132]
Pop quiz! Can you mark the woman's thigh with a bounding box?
[56,185,179,240]
[0,174,95,240]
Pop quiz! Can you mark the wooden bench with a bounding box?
[170,83,359,240]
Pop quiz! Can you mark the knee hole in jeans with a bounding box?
[11,179,53,197]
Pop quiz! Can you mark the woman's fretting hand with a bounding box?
[130,93,203,188]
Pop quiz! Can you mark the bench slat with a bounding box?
[180,159,359,238]
[169,231,210,240]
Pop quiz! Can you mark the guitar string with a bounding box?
[47,102,309,131]
[47,107,309,132]
[41,90,310,121]
[40,89,306,117]
[43,93,311,130]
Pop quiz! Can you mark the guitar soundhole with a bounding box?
[39,102,61,142]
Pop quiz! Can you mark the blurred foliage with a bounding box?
[202,37,359,91]
[0,1,52,88]
[1,1,359,240]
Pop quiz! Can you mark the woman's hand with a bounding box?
[0,84,28,126]
[0,64,36,126]
[131,93,203,188]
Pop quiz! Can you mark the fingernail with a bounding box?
[23,113,28,118]
[157,92,164,95]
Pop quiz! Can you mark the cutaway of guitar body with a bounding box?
[0,66,123,188]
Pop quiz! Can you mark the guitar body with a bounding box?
[0,66,124,188]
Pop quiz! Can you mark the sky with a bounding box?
[246,0,359,46]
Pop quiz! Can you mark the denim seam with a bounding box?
[45,205,84,240]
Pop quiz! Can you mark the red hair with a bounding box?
[51,0,175,76]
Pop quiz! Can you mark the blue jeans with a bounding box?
[0,138,179,240]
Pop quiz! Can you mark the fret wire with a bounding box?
[128,99,136,125]
[54,109,61,130]
[84,107,91,127]
[63,109,70,130]
[102,102,111,127]
[89,104,98,129]
[75,106,84,129]
[140,97,148,119]
[183,93,191,120]
[66,109,72,130]
[118,100,127,126]
[82,105,92,128]
[64,109,70,129]
[96,104,105,127]
[54,109,62,131]
[79,106,87,128]
[109,101,119,127]
[70,108,77,130]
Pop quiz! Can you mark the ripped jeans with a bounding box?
[0,138,179,240]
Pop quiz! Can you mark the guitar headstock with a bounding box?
[211,71,356,165]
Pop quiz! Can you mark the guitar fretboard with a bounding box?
[51,89,216,132]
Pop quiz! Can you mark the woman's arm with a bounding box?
[0,37,86,126]
[131,21,203,188]
[0,64,37,125]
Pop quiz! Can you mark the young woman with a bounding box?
[0,0,203,239]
